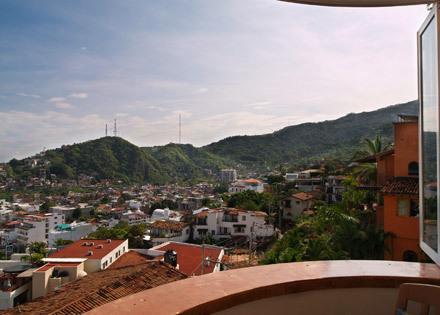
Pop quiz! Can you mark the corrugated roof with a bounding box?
[5,261,186,315]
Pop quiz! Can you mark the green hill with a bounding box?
[8,100,418,183]
[205,100,418,168]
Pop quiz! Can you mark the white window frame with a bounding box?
[418,3,440,265]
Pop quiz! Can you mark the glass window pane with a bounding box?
[421,15,438,252]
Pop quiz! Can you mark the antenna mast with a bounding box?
[113,119,117,137]
[179,114,181,144]
[105,124,108,137]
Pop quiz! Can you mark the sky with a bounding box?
[0,0,429,162]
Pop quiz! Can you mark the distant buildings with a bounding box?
[48,222,96,247]
[16,213,65,246]
[147,221,190,246]
[220,169,237,183]
[120,209,149,226]
[192,207,274,241]
[325,175,347,204]
[228,179,264,193]
[147,241,225,276]
[282,192,315,220]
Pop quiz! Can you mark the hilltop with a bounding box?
[7,100,418,183]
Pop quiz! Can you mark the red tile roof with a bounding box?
[152,242,224,276]
[291,192,315,201]
[381,177,418,195]
[107,251,148,269]
[4,261,186,315]
[150,220,187,232]
[49,239,126,260]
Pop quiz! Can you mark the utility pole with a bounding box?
[249,222,255,265]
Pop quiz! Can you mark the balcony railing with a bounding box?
[87,260,440,315]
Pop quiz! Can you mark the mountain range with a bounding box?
[8,100,418,184]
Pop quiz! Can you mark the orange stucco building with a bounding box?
[375,115,422,261]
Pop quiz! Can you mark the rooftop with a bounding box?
[381,177,419,195]
[4,261,186,315]
[49,239,126,260]
[151,241,224,276]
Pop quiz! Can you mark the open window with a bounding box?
[418,4,440,265]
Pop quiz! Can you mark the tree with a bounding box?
[352,134,391,185]
[21,242,48,266]
[354,134,392,159]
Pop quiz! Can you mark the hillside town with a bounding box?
[0,114,426,311]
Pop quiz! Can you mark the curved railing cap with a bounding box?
[280,0,433,7]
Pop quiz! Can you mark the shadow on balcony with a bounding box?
[87,260,440,315]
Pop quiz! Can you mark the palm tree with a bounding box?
[352,134,392,185]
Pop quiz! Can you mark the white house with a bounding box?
[228,179,265,193]
[47,239,128,273]
[147,220,190,246]
[48,222,96,246]
[150,208,182,222]
[193,208,274,241]
[16,213,65,246]
[120,210,150,225]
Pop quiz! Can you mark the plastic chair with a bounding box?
[395,283,440,315]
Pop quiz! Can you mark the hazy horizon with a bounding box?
[0,0,428,161]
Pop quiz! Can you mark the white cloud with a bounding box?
[16,93,40,99]
[196,87,208,94]
[48,97,66,102]
[53,101,73,109]
[69,93,88,99]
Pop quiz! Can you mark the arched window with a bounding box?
[408,161,419,176]
[403,250,418,262]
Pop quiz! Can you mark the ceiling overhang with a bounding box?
[280,0,433,7]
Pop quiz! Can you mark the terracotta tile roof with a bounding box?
[150,220,187,232]
[381,177,418,195]
[5,261,186,315]
[152,242,224,276]
[107,251,148,269]
[291,192,315,201]
[49,239,126,260]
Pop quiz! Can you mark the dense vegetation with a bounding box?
[8,100,417,183]
[206,100,417,169]
[261,179,386,263]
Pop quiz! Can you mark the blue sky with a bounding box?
[0,0,428,161]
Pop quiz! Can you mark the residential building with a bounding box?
[282,192,315,220]
[0,264,33,310]
[285,173,299,182]
[325,175,347,204]
[193,208,274,241]
[147,241,225,276]
[6,260,185,314]
[16,213,65,246]
[49,206,77,221]
[228,179,265,193]
[359,115,421,261]
[148,221,190,246]
[120,210,149,225]
[48,239,129,273]
[220,169,237,183]
[48,222,96,247]
[150,208,182,222]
